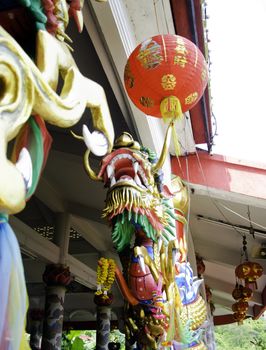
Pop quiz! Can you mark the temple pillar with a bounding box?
[94,292,113,350]
[29,309,44,350]
[41,264,72,350]
[53,213,70,265]
[96,306,112,350]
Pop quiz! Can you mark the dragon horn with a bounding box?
[83,149,103,182]
[152,121,174,174]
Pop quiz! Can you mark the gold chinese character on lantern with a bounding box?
[161,74,176,90]
[139,96,155,108]
[124,62,135,88]
[176,44,188,56]
[185,92,198,105]
[174,37,188,68]
[137,39,163,69]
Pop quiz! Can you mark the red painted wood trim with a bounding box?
[63,320,118,331]
[253,283,266,320]
[170,0,212,147]
[213,314,236,326]
[171,151,266,199]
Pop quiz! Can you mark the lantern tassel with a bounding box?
[160,96,183,122]
[172,126,181,156]
[160,96,182,156]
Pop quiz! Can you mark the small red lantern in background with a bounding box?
[124,34,208,121]
[196,254,206,277]
[232,283,253,301]
[233,312,246,325]
[232,301,249,314]
[235,261,263,290]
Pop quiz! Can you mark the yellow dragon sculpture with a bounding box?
[0,1,113,349]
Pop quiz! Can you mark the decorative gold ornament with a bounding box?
[139,96,155,108]
[161,74,176,90]
[185,92,199,105]
[235,261,263,288]
[137,39,163,69]
[180,295,207,331]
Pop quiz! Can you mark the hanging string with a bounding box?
[247,205,255,238]
[218,202,266,232]
[161,0,170,34]
[180,116,245,239]
[242,235,249,262]
[153,0,160,34]
[185,121,266,234]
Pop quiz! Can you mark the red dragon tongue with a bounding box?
[119,175,133,181]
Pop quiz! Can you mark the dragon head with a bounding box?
[83,129,178,252]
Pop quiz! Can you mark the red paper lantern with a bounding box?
[124,34,208,119]
[232,283,253,301]
[232,301,249,314]
[235,261,263,289]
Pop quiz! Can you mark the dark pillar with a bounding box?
[94,294,113,350]
[41,264,72,350]
[96,306,111,350]
[29,309,44,350]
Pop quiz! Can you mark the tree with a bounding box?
[62,329,125,350]
[215,317,266,350]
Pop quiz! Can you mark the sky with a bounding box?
[207,0,266,163]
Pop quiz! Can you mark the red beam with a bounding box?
[63,320,118,331]
[170,0,212,147]
[253,284,266,320]
[171,151,266,200]
[213,314,236,326]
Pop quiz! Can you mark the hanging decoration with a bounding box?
[235,261,263,290]
[0,214,30,350]
[232,235,263,324]
[196,253,206,278]
[235,236,263,290]
[95,257,116,306]
[124,34,208,120]
[124,34,208,154]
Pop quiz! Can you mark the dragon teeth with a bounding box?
[111,176,116,187]
[133,161,139,174]
[107,164,114,178]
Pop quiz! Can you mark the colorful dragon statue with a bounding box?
[82,130,208,349]
[0,1,111,349]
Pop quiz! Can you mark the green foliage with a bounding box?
[109,329,125,350]
[62,329,125,350]
[215,317,266,350]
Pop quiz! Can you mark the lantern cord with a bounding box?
[171,125,181,156]
[247,205,255,238]
[216,203,266,231]
[161,0,170,34]
[153,0,160,34]
[242,235,249,262]
[182,117,266,233]
[182,116,245,239]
